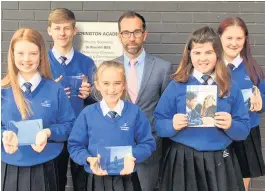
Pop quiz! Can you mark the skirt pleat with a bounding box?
[203,152,218,191]
[86,172,142,191]
[159,142,245,191]
[194,151,208,191]
[18,165,31,191]
[1,159,59,191]
[232,126,265,178]
[2,162,19,191]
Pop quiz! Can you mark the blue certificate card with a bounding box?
[97,146,132,175]
[8,119,43,146]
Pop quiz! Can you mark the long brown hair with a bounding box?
[171,26,230,98]
[1,28,52,119]
[217,17,264,85]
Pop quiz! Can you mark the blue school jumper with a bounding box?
[154,76,250,151]
[1,78,75,166]
[229,61,265,128]
[48,49,96,117]
[68,101,156,175]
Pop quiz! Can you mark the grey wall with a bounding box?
[1,1,265,191]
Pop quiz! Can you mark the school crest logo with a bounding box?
[244,76,251,81]
[41,99,51,108]
[120,123,130,131]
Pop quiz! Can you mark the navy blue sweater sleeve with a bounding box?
[258,79,265,113]
[133,108,156,163]
[154,81,179,138]
[68,109,90,166]
[224,85,250,140]
[49,88,75,141]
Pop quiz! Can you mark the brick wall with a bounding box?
[1,1,265,191]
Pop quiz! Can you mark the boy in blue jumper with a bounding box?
[218,17,265,190]
[68,60,156,191]
[1,28,75,191]
[154,26,250,191]
[47,8,96,191]
[186,91,203,126]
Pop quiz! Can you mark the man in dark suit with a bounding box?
[116,11,172,191]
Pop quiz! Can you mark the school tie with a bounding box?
[107,111,118,119]
[227,63,235,71]
[127,59,138,103]
[59,56,67,67]
[201,75,211,85]
[23,82,32,94]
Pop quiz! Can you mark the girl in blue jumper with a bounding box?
[218,17,265,190]
[154,26,250,191]
[68,60,156,191]
[1,28,75,191]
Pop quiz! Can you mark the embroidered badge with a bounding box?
[120,123,130,131]
[244,76,251,81]
[41,99,51,108]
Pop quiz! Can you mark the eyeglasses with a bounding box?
[120,30,145,38]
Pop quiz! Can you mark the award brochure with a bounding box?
[8,119,43,145]
[97,145,132,175]
[186,85,217,127]
[61,75,83,96]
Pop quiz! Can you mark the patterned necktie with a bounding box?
[23,82,32,94]
[60,56,67,66]
[227,63,235,71]
[201,75,211,85]
[108,111,118,119]
[127,59,138,103]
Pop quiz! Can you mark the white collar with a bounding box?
[224,55,243,69]
[52,47,74,65]
[100,99,124,116]
[193,68,215,85]
[18,72,42,92]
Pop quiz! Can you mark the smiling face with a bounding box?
[190,42,217,75]
[220,25,245,62]
[48,22,77,51]
[13,40,40,78]
[95,67,126,108]
[118,17,148,58]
